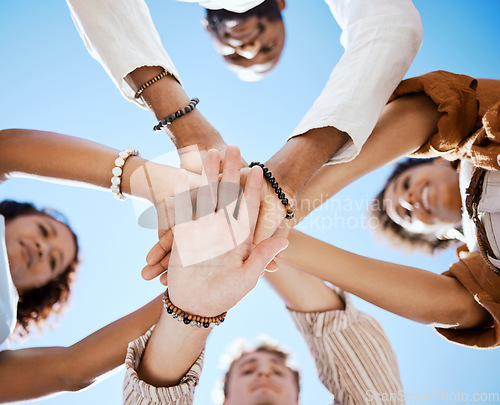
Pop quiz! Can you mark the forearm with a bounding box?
[137,309,211,387]
[292,93,443,221]
[126,66,226,152]
[0,296,163,402]
[265,260,344,312]
[0,128,180,202]
[284,230,490,328]
[265,127,350,199]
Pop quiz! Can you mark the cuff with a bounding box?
[123,327,203,404]
[288,288,361,337]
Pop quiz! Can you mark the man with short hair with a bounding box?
[221,342,301,404]
[202,0,286,82]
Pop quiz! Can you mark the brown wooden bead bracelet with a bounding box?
[162,288,227,328]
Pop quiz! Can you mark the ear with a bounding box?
[201,17,209,32]
[276,0,286,11]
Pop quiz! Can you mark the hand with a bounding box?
[127,160,201,238]
[165,146,288,317]
[177,140,225,175]
[141,147,249,281]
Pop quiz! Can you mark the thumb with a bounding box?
[243,237,289,279]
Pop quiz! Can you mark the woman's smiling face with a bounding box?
[4,214,77,292]
[383,159,462,235]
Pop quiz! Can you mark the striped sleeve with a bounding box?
[123,327,203,405]
[289,291,403,405]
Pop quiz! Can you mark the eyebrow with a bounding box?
[237,355,286,370]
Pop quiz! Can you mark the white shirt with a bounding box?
[460,161,500,268]
[67,0,422,164]
[0,215,19,349]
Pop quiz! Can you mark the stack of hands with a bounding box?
[143,145,289,323]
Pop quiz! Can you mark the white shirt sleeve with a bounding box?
[0,215,19,348]
[290,0,423,164]
[66,0,182,108]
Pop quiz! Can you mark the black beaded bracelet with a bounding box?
[153,98,199,132]
[250,162,294,220]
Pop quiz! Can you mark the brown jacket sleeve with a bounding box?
[390,71,500,170]
[435,246,500,348]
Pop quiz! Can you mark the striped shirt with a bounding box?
[123,290,403,404]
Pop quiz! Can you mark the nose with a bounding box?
[399,188,420,211]
[35,240,50,259]
[256,366,273,379]
[234,39,261,59]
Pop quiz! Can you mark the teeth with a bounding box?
[422,185,430,211]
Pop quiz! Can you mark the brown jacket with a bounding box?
[390,71,500,348]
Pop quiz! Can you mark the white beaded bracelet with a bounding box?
[110,148,140,201]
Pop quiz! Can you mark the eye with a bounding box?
[39,224,49,237]
[241,368,254,375]
[402,177,410,190]
[404,208,412,222]
[50,256,57,271]
[273,369,284,376]
[225,53,240,62]
[261,43,277,54]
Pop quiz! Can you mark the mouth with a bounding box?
[421,185,431,212]
[19,240,34,268]
[251,383,279,393]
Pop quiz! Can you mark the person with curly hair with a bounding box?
[258,71,500,349]
[0,127,204,401]
[0,200,79,345]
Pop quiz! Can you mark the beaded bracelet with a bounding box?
[110,148,140,201]
[153,98,199,132]
[250,162,294,219]
[163,288,227,328]
[134,70,170,99]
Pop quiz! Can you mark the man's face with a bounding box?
[224,351,299,405]
[204,1,286,81]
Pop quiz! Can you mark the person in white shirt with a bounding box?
[0,200,79,349]
[67,0,423,241]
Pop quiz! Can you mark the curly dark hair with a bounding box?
[370,158,460,254]
[0,200,79,339]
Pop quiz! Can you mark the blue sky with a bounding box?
[1,0,500,403]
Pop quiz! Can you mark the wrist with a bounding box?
[126,67,227,153]
[121,158,177,203]
[163,289,226,328]
[266,127,350,198]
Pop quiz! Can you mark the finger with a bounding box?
[266,260,278,272]
[243,236,289,281]
[253,188,285,245]
[174,169,193,226]
[195,149,220,219]
[141,262,167,281]
[146,230,174,265]
[219,145,243,215]
[238,166,263,236]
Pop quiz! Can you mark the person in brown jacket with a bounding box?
[270,71,500,349]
